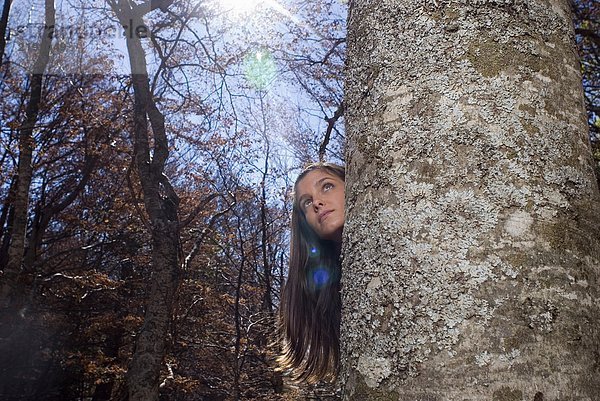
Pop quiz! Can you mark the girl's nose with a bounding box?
[313,199,324,211]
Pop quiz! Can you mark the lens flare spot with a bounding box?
[312,268,330,288]
[244,50,277,90]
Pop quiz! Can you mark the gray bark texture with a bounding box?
[341,0,600,400]
[109,1,180,400]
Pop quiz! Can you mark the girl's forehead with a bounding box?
[297,170,340,189]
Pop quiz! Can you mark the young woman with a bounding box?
[278,162,345,383]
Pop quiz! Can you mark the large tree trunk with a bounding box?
[341,0,600,399]
[109,1,179,400]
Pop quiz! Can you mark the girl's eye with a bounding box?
[303,199,313,208]
[323,183,333,191]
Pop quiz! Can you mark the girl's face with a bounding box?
[296,169,345,242]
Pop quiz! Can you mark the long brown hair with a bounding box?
[278,162,345,383]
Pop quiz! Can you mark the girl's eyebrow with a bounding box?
[297,193,310,205]
[314,177,332,188]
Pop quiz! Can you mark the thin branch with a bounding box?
[319,101,344,162]
[180,192,219,228]
[126,159,151,231]
[182,202,235,272]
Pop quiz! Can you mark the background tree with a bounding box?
[341,0,600,399]
[105,1,186,399]
[1,0,54,302]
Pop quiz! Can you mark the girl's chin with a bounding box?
[321,226,343,243]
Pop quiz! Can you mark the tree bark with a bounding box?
[109,1,180,401]
[0,0,11,66]
[1,0,54,303]
[342,0,600,399]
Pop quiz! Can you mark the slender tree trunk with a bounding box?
[232,211,247,401]
[0,177,16,270]
[0,0,11,66]
[1,0,54,303]
[258,95,273,316]
[109,1,179,401]
[342,0,600,399]
[22,153,96,270]
[0,3,54,396]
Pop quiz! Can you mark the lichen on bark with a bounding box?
[342,0,600,399]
